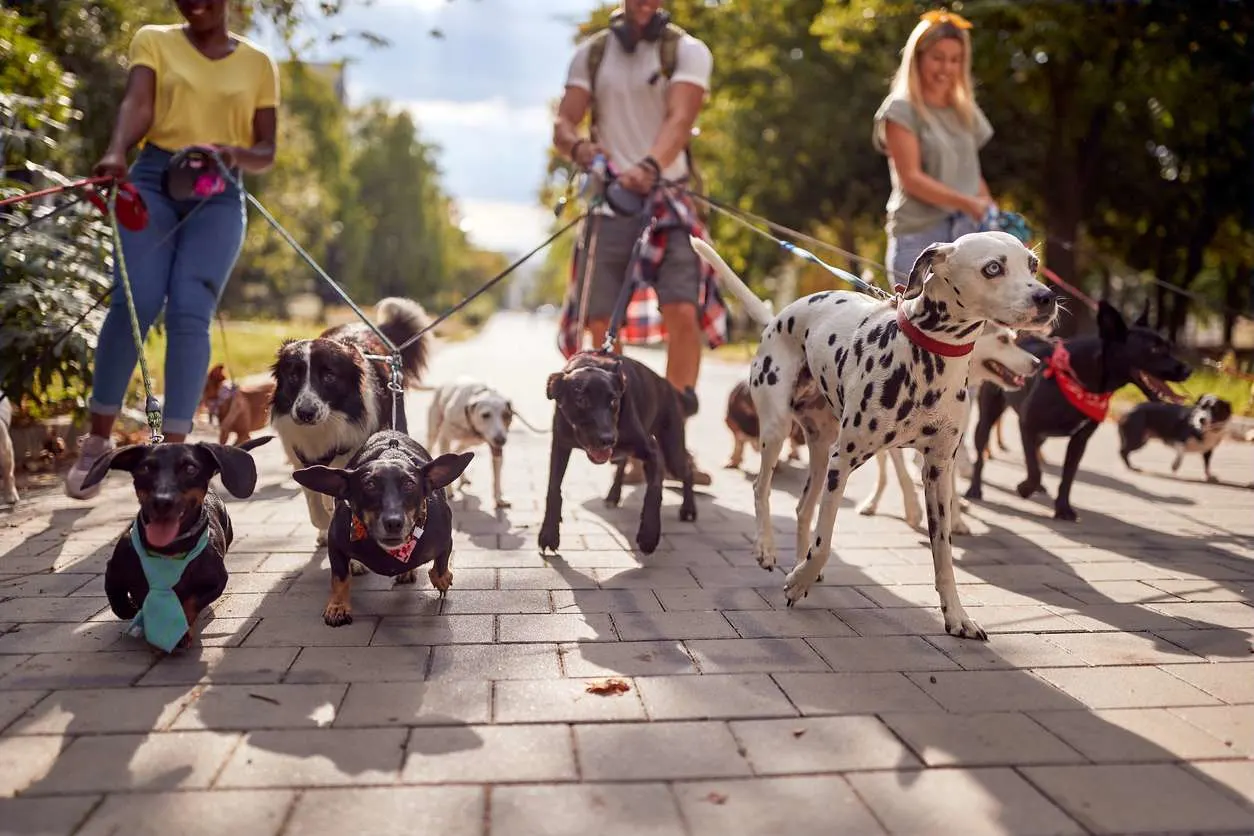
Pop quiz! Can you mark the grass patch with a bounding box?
[1112,368,1254,416]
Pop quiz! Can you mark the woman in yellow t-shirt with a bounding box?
[66,0,279,500]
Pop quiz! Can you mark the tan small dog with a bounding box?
[202,364,276,446]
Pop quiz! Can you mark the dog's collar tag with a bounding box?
[350,506,426,564]
[895,305,975,358]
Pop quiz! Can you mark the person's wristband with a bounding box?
[570,139,588,162]
[640,155,661,183]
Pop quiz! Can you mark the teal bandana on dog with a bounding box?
[128,522,210,652]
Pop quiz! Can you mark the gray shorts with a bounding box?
[575,214,702,320]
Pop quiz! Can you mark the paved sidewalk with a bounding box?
[1,312,1251,835]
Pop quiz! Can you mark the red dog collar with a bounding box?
[895,304,975,358]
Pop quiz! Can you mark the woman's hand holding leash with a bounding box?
[93,150,130,182]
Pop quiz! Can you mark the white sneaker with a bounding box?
[64,434,114,500]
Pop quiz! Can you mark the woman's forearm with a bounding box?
[229,142,275,174]
[901,170,979,215]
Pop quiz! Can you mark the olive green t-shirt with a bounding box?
[873,95,994,236]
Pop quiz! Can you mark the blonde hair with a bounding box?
[889,17,976,129]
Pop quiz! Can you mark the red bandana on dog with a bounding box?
[349,514,421,563]
[1043,341,1110,422]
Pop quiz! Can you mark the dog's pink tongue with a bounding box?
[144,519,181,548]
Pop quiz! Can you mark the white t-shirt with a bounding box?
[565,28,713,183]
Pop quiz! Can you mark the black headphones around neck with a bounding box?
[609,8,671,53]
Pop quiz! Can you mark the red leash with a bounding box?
[0,175,113,208]
[0,175,148,232]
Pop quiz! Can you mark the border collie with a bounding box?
[271,297,431,545]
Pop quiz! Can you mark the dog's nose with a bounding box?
[149,494,177,517]
[295,406,318,424]
[1031,288,1057,310]
[492,434,507,448]
[596,433,616,448]
[381,514,406,537]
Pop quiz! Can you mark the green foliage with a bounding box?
[0,11,112,417]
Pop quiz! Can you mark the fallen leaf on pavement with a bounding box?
[585,678,631,696]
[704,792,728,805]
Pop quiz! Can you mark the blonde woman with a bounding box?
[873,9,996,283]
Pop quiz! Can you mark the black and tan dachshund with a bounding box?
[966,301,1191,521]
[81,436,272,652]
[539,350,697,556]
[293,429,472,626]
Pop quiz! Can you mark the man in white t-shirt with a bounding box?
[553,0,715,484]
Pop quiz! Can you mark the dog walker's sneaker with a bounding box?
[64,434,115,500]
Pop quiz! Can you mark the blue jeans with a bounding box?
[886,214,978,288]
[89,145,246,436]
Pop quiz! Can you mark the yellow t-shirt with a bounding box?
[129,24,279,151]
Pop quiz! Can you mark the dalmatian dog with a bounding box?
[427,377,541,510]
[857,323,1041,535]
[692,232,1057,640]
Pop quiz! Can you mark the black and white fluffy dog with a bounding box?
[1119,393,1232,481]
[271,298,431,546]
[692,232,1057,640]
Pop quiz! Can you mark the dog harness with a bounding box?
[128,521,211,653]
[1043,341,1111,421]
[348,498,428,564]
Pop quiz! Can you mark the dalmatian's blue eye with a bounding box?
[982,262,1004,278]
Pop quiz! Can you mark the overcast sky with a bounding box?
[256,0,604,255]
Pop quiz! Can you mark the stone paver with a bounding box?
[1,312,1252,833]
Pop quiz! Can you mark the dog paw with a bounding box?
[944,611,988,641]
[495,497,512,510]
[964,484,983,501]
[636,527,661,555]
[538,524,560,555]
[723,459,740,470]
[1206,474,1218,483]
[951,517,971,536]
[394,570,418,585]
[1015,480,1040,499]
[751,540,777,571]
[323,601,353,627]
[603,491,622,508]
[350,559,369,576]
[782,566,815,607]
[905,512,925,531]
[315,529,329,547]
[1054,505,1078,523]
[856,500,877,517]
[428,567,453,596]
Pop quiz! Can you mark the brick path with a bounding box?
[1,312,1251,835]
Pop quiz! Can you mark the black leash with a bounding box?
[393,211,587,354]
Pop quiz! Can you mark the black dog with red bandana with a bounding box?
[293,430,472,626]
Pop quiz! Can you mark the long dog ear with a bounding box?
[195,442,262,499]
[79,444,147,492]
[1134,299,1151,328]
[292,465,353,499]
[421,452,474,491]
[545,373,564,400]
[1096,300,1129,344]
[902,242,954,300]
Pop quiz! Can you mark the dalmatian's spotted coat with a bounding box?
[692,232,1057,640]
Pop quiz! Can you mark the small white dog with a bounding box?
[1,396,18,506]
[856,324,1040,534]
[428,378,543,510]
